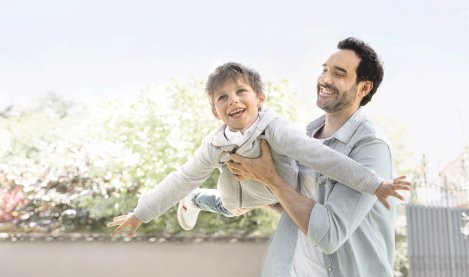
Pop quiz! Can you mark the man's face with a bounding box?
[316,49,362,113]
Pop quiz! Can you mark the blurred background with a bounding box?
[1,0,468,276]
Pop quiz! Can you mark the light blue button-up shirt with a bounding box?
[262,108,397,277]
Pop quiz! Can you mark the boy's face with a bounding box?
[211,78,265,133]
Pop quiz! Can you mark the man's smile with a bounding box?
[319,86,336,97]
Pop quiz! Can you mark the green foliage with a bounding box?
[82,80,295,235]
[0,96,95,232]
[264,80,297,122]
[1,80,296,236]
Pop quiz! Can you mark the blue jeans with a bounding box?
[193,188,233,217]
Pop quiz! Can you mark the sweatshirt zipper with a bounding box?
[227,146,243,208]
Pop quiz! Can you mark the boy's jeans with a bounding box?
[193,188,233,217]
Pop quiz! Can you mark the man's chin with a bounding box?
[317,103,339,113]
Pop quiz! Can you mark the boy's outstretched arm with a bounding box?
[375,176,412,210]
[226,140,412,234]
[107,213,142,238]
[228,138,412,210]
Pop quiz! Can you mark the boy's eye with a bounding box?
[218,95,227,101]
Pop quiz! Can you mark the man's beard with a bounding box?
[316,84,358,113]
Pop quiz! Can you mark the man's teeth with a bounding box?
[321,87,334,95]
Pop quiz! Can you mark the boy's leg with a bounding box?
[193,188,233,217]
[177,188,232,231]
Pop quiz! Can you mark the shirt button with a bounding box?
[328,267,332,272]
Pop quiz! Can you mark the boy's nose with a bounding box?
[229,95,240,105]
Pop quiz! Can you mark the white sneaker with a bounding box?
[177,189,202,231]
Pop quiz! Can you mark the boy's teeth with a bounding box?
[230,109,245,116]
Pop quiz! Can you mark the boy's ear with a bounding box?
[211,105,221,120]
[257,93,266,108]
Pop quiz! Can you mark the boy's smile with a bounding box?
[228,108,246,118]
[211,78,265,134]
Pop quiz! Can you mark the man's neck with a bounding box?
[316,105,359,139]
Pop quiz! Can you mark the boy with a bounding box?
[108,62,409,236]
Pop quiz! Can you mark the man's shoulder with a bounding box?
[350,116,390,148]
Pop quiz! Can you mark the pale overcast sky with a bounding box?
[1,0,468,168]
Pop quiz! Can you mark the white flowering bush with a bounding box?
[0,81,296,235]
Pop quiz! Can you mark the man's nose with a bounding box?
[318,72,332,85]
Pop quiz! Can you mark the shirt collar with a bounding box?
[224,116,260,147]
[306,108,366,144]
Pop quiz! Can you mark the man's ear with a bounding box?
[359,81,373,98]
[211,105,221,120]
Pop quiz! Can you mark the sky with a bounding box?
[1,0,468,170]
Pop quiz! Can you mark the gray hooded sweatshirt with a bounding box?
[134,110,382,223]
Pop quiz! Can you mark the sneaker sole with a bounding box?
[177,200,194,231]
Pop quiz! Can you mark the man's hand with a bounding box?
[228,139,313,234]
[107,213,142,238]
[226,140,278,186]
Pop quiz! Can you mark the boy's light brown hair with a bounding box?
[205,62,264,104]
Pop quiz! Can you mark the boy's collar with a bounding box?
[208,110,277,147]
[224,116,260,146]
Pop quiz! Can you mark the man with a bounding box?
[228,37,406,276]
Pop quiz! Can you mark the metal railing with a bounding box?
[406,177,469,277]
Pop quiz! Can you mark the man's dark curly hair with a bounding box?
[337,37,384,106]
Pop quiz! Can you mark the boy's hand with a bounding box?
[376,175,412,210]
[107,213,142,238]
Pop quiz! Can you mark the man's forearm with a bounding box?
[266,175,315,235]
[270,202,285,214]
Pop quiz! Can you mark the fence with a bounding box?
[409,182,469,208]
[406,202,469,276]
